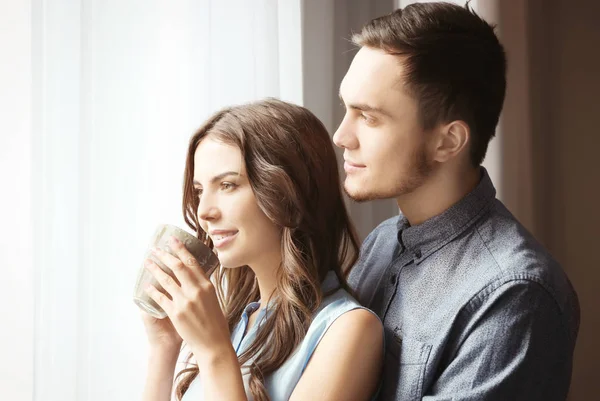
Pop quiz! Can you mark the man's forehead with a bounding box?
[341,55,406,117]
[340,47,404,100]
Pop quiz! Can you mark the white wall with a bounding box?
[0,0,34,399]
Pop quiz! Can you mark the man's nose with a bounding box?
[333,116,358,150]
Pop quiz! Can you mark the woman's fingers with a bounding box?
[151,245,197,287]
[144,283,173,316]
[145,259,180,298]
[167,236,209,282]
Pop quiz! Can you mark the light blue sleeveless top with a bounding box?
[181,270,378,401]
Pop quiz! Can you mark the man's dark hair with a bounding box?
[353,1,506,166]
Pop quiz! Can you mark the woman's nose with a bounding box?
[197,195,220,222]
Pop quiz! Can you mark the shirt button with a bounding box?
[390,274,397,284]
[415,249,422,259]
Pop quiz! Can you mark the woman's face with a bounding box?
[193,136,281,270]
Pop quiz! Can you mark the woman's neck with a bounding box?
[248,252,281,307]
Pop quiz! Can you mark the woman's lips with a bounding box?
[210,231,238,248]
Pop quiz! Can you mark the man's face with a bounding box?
[334,47,434,202]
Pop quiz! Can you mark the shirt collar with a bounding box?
[397,167,496,263]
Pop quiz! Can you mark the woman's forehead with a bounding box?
[193,137,245,182]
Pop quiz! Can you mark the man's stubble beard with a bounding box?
[343,147,434,203]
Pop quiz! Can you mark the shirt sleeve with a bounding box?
[425,278,576,401]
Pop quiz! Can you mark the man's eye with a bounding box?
[360,113,376,125]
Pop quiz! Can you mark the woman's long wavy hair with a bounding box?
[175,98,360,401]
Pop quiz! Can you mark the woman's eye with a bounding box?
[221,182,237,191]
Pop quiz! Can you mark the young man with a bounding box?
[334,2,579,400]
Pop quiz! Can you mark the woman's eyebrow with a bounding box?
[193,171,244,186]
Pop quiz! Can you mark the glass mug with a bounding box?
[133,224,220,319]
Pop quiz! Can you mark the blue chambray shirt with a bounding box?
[349,168,580,400]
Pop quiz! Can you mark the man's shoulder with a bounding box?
[473,200,578,317]
[477,201,561,279]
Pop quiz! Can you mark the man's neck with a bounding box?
[397,166,481,226]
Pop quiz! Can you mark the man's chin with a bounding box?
[343,178,407,202]
[343,182,380,202]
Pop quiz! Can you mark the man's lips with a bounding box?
[344,160,366,173]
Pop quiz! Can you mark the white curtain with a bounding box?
[1,1,34,400]
[29,1,301,400]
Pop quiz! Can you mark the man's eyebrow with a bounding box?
[193,171,243,186]
[338,92,392,118]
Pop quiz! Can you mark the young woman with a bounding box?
[140,98,383,401]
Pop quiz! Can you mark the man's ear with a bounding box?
[432,120,470,163]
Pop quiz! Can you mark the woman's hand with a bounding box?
[144,236,234,366]
[140,310,182,353]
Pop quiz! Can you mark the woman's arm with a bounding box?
[142,347,180,401]
[192,344,248,401]
[289,309,384,401]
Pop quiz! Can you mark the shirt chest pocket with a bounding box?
[382,329,432,401]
